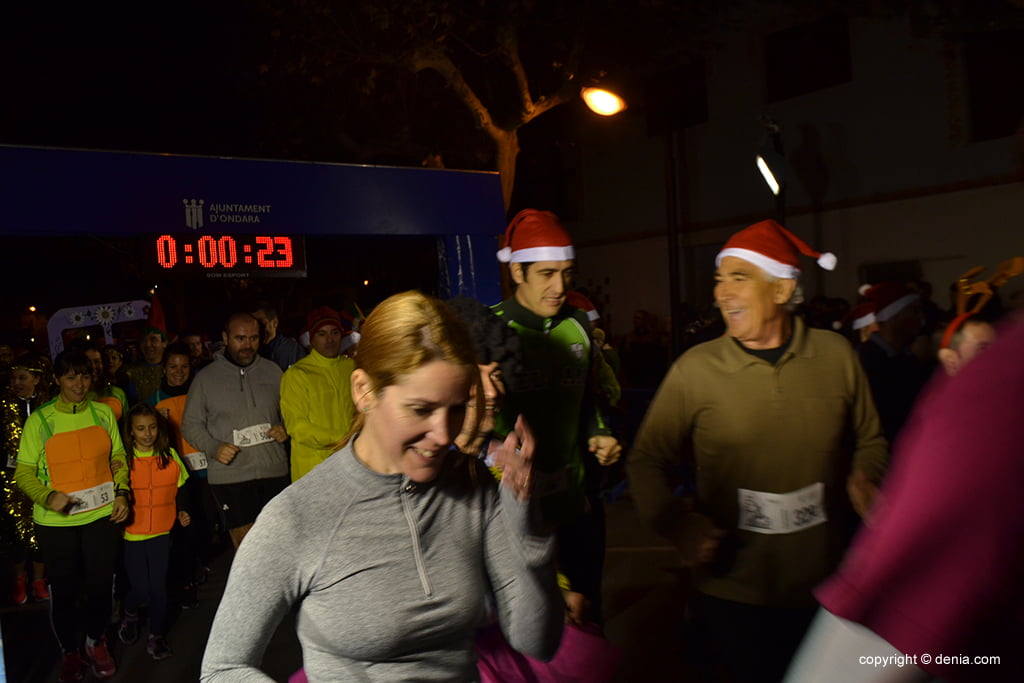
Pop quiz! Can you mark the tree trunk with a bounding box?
[493,129,519,212]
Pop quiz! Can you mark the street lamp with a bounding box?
[581,86,627,116]
[756,117,787,223]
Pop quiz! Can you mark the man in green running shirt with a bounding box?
[492,208,621,624]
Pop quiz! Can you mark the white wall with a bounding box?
[569,10,1023,337]
[579,181,1024,336]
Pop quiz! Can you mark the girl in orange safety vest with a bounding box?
[117,403,190,661]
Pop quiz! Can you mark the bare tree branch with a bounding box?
[496,25,535,117]
[410,44,503,139]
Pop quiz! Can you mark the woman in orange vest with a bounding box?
[147,341,211,608]
[13,350,130,682]
[116,403,190,661]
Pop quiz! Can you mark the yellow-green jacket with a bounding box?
[280,349,356,481]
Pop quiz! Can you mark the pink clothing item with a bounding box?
[815,319,1024,682]
[476,622,620,683]
[290,622,621,683]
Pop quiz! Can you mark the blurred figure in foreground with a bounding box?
[786,316,1024,683]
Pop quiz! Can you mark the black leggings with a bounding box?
[35,519,121,652]
[123,534,171,636]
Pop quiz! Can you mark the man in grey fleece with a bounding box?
[183,312,289,548]
[200,441,564,681]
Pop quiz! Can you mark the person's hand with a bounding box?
[563,590,589,626]
[178,510,192,527]
[216,443,241,465]
[109,496,130,524]
[46,491,76,514]
[454,390,484,455]
[158,407,171,419]
[267,424,288,443]
[109,459,124,475]
[493,415,535,502]
[847,469,879,525]
[677,512,727,567]
[588,435,622,466]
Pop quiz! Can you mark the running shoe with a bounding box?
[32,578,50,601]
[118,612,140,645]
[11,574,27,605]
[84,635,117,678]
[58,651,86,682]
[147,635,173,661]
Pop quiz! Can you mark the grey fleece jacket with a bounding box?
[182,351,288,485]
[200,440,563,682]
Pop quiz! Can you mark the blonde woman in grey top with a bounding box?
[201,292,563,682]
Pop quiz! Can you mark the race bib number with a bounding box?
[737,482,826,535]
[183,451,208,471]
[67,481,115,515]
[233,424,273,448]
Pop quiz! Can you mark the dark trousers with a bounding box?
[123,534,171,636]
[689,591,816,683]
[556,494,607,623]
[170,476,210,588]
[35,519,121,651]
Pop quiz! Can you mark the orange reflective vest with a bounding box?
[96,395,123,421]
[125,455,180,536]
[39,402,113,498]
[155,395,199,458]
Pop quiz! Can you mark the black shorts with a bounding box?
[209,476,290,529]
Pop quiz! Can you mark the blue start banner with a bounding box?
[0,145,504,301]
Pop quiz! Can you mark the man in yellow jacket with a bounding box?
[280,307,356,481]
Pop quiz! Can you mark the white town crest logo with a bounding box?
[183,199,205,230]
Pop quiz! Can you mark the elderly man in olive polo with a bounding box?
[628,219,888,683]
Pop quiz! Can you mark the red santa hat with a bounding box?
[860,282,919,322]
[715,219,837,279]
[833,301,877,331]
[565,290,600,322]
[497,209,575,264]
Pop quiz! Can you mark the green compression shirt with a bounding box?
[492,296,609,526]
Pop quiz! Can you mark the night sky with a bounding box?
[0,5,466,344]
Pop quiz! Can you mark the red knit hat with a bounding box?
[306,306,342,336]
[716,219,836,279]
[497,209,575,264]
[860,282,920,322]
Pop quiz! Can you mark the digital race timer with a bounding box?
[152,234,307,278]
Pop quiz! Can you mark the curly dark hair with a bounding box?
[445,296,524,391]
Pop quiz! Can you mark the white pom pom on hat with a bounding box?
[497,209,575,264]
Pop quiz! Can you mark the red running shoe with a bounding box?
[58,651,86,682]
[11,574,28,605]
[84,635,117,678]
[32,578,50,601]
